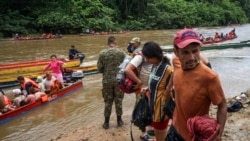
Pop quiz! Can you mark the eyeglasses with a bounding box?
[181,31,199,39]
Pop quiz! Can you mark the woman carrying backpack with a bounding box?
[125,50,154,140]
[141,41,173,141]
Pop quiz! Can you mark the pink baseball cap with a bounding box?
[174,29,202,48]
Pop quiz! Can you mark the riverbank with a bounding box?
[53,89,250,141]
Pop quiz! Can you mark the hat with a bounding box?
[174,29,202,48]
[36,76,43,83]
[130,37,140,44]
[13,89,21,95]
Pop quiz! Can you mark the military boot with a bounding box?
[103,116,110,129]
[117,116,124,127]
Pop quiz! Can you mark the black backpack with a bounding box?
[131,92,151,129]
[130,92,152,141]
[227,100,243,112]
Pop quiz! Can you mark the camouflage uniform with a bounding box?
[97,47,125,117]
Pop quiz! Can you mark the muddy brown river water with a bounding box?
[0,25,250,141]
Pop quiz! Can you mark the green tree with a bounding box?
[36,0,115,33]
[0,0,249,37]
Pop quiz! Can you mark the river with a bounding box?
[0,24,250,141]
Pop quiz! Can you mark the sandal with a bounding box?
[140,134,150,141]
[147,130,155,136]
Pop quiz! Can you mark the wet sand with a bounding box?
[53,90,250,141]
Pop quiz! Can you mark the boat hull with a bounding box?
[202,36,237,45]
[0,80,83,124]
[202,42,250,51]
[0,65,98,89]
[162,41,250,52]
[0,59,80,75]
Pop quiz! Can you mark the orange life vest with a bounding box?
[214,33,220,39]
[3,95,11,105]
[20,77,38,90]
[49,80,62,94]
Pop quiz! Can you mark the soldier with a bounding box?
[127,37,141,55]
[97,36,126,129]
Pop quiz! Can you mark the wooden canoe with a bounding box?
[0,64,98,89]
[201,41,250,51]
[0,36,62,42]
[0,80,83,124]
[202,36,237,45]
[14,35,62,41]
[0,59,80,75]
[162,40,250,52]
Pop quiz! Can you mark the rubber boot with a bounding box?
[102,116,110,129]
[117,116,124,127]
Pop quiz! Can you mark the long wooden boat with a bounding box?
[162,40,250,52]
[14,34,62,41]
[0,80,83,124]
[0,36,62,42]
[0,64,98,89]
[228,24,241,26]
[79,31,128,36]
[0,59,80,75]
[202,36,237,45]
[201,41,250,51]
[16,36,62,41]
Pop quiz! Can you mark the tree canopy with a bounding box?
[0,0,249,37]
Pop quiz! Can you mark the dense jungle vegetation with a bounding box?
[0,0,249,37]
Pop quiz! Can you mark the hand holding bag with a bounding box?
[163,88,175,119]
[163,98,175,119]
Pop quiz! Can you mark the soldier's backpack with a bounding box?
[116,53,142,93]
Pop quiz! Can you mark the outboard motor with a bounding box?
[71,70,85,82]
[64,70,85,83]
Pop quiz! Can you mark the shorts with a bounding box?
[45,90,51,94]
[152,118,169,130]
[166,125,185,141]
[20,100,28,106]
[52,73,63,83]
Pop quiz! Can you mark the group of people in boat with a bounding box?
[0,45,86,115]
[0,73,63,115]
[80,28,127,36]
[14,31,62,40]
[199,28,237,43]
[90,30,127,35]
[0,49,86,116]
[0,54,71,115]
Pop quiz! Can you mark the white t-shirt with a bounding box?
[38,82,45,92]
[130,54,153,88]
[42,76,56,91]
[13,95,25,107]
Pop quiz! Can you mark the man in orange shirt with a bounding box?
[166,29,227,141]
[17,76,38,95]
